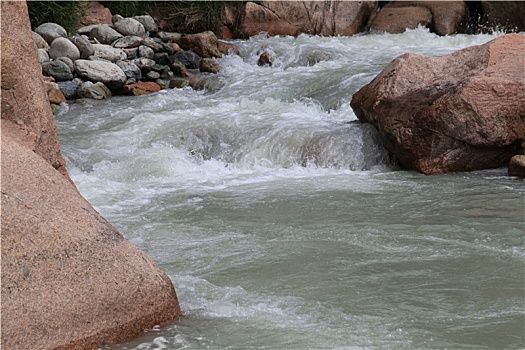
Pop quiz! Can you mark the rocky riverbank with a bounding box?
[35,14,239,105]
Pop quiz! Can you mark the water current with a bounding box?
[56,28,524,349]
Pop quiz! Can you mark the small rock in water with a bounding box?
[77,81,112,99]
[57,81,79,100]
[508,155,525,178]
[199,58,222,74]
[258,50,276,66]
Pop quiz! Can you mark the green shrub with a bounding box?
[27,1,85,34]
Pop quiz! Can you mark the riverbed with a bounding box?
[56,28,524,349]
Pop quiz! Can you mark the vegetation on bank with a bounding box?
[27,1,246,35]
[28,1,85,34]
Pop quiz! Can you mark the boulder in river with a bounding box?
[173,50,202,69]
[350,34,525,174]
[508,155,525,177]
[179,31,223,59]
[75,59,127,89]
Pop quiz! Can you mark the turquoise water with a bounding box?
[56,28,524,349]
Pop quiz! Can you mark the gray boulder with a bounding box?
[55,57,75,72]
[142,37,164,52]
[48,37,80,61]
[92,44,127,62]
[112,35,144,48]
[75,59,127,89]
[32,31,49,49]
[37,49,50,64]
[41,61,73,81]
[90,24,123,45]
[146,71,161,80]
[57,81,79,100]
[116,61,142,84]
[134,15,158,34]
[76,24,99,36]
[174,50,201,69]
[138,45,155,59]
[70,35,95,59]
[157,31,182,43]
[35,22,67,45]
[131,57,156,72]
[114,17,146,37]
[153,52,171,66]
[77,81,112,99]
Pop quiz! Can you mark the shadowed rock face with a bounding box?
[351,34,525,174]
[1,2,182,349]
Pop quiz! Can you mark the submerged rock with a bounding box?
[77,81,112,99]
[350,34,525,174]
[508,155,525,177]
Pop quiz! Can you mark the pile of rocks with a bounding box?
[34,14,240,103]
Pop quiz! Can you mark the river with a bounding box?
[56,28,524,349]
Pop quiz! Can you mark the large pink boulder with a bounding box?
[1,2,182,349]
[350,34,525,174]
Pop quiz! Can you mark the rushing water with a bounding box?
[56,28,524,349]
